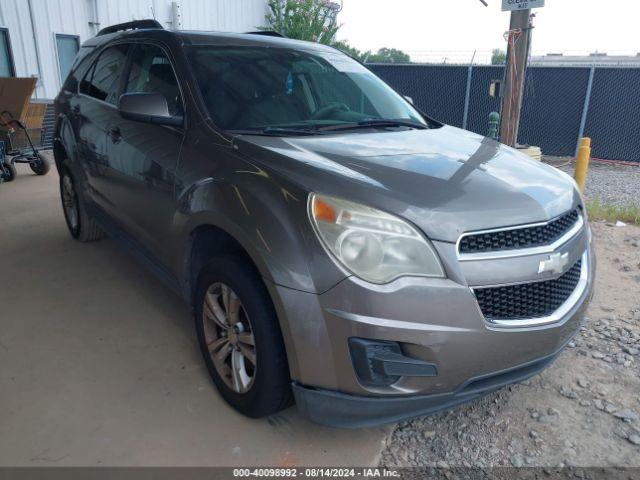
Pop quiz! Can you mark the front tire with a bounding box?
[59,169,104,242]
[2,162,17,182]
[195,255,293,418]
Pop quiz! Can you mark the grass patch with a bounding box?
[585,198,640,225]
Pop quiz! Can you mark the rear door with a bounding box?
[75,43,129,209]
[105,42,185,266]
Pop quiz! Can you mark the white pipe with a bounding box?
[26,0,45,98]
[91,0,101,34]
[171,1,182,30]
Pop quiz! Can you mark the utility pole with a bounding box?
[500,9,533,147]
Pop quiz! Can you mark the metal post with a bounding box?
[462,65,474,130]
[576,66,595,156]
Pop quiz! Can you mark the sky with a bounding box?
[337,0,640,63]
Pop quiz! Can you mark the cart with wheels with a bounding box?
[0,110,50,178]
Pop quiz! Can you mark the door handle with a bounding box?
[108,126,122,143]
[71,105,80,115]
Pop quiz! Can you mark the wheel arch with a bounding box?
[183,222,303,381]
[53,114,75,174]
[182,222,272,308]
[52,138,67,174]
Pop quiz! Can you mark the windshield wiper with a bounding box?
[228,120,427,136]
[318,119,429,132]
[262,127,326,136]
[227,127,325,137]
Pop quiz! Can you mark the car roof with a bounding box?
[83,28,337,54]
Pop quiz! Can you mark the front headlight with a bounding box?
[308,194,445,284]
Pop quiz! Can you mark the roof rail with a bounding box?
[97,19,163,37]
[246,31,286,38]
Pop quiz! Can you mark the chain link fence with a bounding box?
[369,63,640,163]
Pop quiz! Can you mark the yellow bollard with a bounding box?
[574,137,591,194]
[579,137,591,148]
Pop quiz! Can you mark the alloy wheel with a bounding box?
[61,173,79,231]
[202,282,257,393]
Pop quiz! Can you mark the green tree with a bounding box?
[260,0,341,45]
[260,2,411,65]
[332,40,370,62]
[491,48,507,65]
[367,48,411,64]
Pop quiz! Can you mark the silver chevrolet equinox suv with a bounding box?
[53,20,595,427]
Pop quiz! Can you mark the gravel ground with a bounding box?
[380,221,640,470]
[544,156,640,207]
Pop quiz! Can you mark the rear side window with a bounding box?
[79,44,128,104]
[124,43,182,116]
[63,48,94,93]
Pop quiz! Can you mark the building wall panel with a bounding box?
[0,0,269,99]
[30,0,94,98]
[0,0,41,95]
[179,0,268,32]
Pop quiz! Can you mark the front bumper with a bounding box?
[293,341,565,428]
[267,241,595,428]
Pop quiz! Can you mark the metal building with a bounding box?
[0,0,269,100]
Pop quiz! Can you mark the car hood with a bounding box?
[237,126,581,243]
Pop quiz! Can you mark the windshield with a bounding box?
[187,46,427,132]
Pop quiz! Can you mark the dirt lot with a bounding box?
[544,157,640,208]
[380,221,640,469]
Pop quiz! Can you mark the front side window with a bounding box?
[0,28,15,77]
[187,46,426,132]
[56,34,80,84]
[124,43,182,116]
[80,44,128,104]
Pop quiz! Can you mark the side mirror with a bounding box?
[118,92,183,127]
[404,95,414,104]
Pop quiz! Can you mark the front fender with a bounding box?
[174,171,346,295]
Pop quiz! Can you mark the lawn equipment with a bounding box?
[0,109,50,182]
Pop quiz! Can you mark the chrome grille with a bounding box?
[473,259,582,321]
[459,209,580,254]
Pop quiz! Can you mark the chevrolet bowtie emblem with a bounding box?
[538,252,569,275]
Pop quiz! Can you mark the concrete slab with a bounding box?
[0,159,389,467]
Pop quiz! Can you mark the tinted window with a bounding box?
[124,44,182,116]
[80,44,128,104]
[63,48,95,92]
[0,29,14,77]
[187,46,425,131]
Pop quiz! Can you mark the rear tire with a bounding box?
[30,153,51,176]
[194,255,293,418]
[59,169,105,242]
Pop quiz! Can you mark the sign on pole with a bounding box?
[502,0,545,11]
